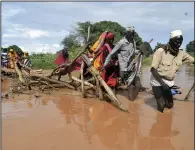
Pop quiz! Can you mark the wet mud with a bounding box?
[2,65,194,150]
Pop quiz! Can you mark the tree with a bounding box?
[153,42,166,52]
[1,45,23,54]
[186,40,194,52]
[61,20,143,49]
[61,34,80,49]
[75,21,93,44]
[88,21,126,44]
[1,47,8,53]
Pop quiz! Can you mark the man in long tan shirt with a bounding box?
[150,30,194,113]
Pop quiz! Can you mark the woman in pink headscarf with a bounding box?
[55,47,70,66]
[98,32,119,89]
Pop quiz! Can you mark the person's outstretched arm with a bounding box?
[103,42,122,68]
[182,50,194,64]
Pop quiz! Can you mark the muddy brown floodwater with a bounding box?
[2,65,194,150]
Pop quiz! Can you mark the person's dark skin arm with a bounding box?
[150,49,169,90]
[150,68,169,90]
[182,50,194,64]
[100,41,122,71]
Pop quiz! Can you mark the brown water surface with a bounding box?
[2,65,194,150]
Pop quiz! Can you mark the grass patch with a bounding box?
[69,47,84,59]
[30,47,83,69]
[30,48,194,69]
[142,56,152,66]
[31,53,57,69]
[188,52,194,57]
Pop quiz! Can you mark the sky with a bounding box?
[1,2,194,54]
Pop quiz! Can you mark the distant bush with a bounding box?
[29,48,194,69]
[142,56,152,66]
[30,47,83,69]
[30,53,57,69]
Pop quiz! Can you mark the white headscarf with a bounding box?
[170,30,182,38]
[126,26,135,32]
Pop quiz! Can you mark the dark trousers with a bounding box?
[120,71,144,88]
[119,71,126,83]
[152,86,174,111]
[119,71,131,84]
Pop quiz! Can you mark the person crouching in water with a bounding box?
[55,47,72,82]
[150,30,194,113]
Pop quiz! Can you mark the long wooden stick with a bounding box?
[48,43,91,78]
[87,26,91,43]
[30,74,76,90]
[81,54,128,112]
[72,76,95,89]
[184,82,194,101]
[14,62,25,83]
[80,61,87,98]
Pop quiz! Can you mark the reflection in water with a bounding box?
[186,65,194,77]
[26,99,33,108]
[1,77,9,93]
[149,111,176,150]
[55,96,93,143]
[1,65,194,150]
[53,97,177,150]
[41,96,50,105]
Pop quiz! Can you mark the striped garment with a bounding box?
[24,59,32,68]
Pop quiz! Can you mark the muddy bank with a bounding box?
[2,65,194,150]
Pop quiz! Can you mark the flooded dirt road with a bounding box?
[2,65,194,150]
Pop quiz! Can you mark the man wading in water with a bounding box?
[150,30,194,113]
[102,26,148,95]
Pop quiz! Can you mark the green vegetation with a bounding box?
[153,42,166,52]
[61,21,143,51]
[2,46,194,70]
[1,45,23,55]
[142,56,153,66]
[30,53,57,69]
[30,47,85,69]
[186,40,195,53]
[188,52,194,57]
[1,21,194,69]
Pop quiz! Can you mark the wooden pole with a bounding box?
[81,54,128,112]
[184,82,194,101]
